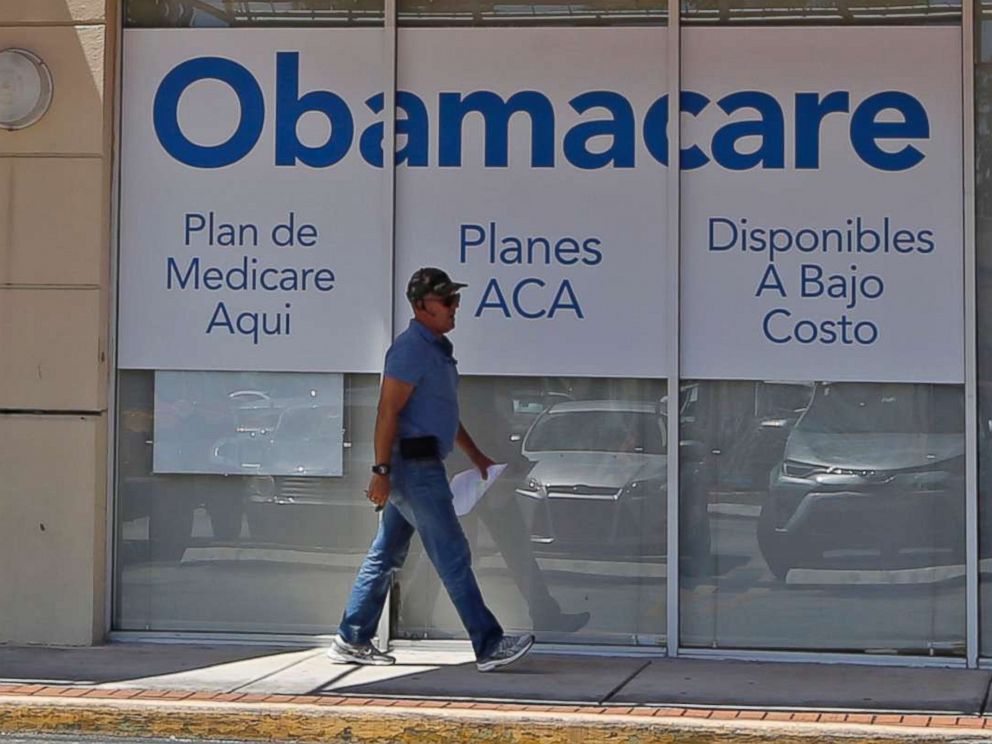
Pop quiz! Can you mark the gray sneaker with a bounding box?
[326,635,396,666]
[476,634,535,672]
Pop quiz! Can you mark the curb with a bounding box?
[2,695,992,743]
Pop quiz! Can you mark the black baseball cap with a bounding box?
[406,267,468,302]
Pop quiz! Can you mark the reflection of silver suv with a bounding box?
[759,383,964,579]
[512,400,710,566]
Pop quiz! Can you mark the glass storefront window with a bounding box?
[125,0,384,27]
[393,376,669,645]
[117,1,390,636]
[681,381,965,654]
[114,371,381,633]
[116,0,976,656]
[682,0,960,25]
[398,0,665,27]
[390,14,669,645]
[678,11,966,656]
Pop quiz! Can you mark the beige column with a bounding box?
[0,0,116,644]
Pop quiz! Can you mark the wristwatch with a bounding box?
[371,463,391,476]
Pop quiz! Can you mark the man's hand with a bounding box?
[456,423,496,479]
[367,473,390,508]
[470,451,497,480]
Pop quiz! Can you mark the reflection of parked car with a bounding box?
[685,381,813,497]
[241,426,376,548]
[511,400,710,570]
[243,468,371,549]
[758,383,965,579]
[228,390,279,435]
[239,380,382,548]
[506,390,573,445]
[210,404,344,475]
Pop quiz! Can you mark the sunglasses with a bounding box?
[425,293,461,308]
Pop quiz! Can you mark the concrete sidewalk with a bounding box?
[2,643,992,742]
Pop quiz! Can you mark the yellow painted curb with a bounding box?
[0,698,989,744]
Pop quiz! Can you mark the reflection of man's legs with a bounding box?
[478,486,589,631]
[338,502,415,645]
[396,460,503,660]
[399,485,589,633]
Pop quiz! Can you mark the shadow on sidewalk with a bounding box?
[0,643,298,685]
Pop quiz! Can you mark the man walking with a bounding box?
[327,268,535,672]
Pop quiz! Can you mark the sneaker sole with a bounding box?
[476,637,535,673]
[325,648,396,666]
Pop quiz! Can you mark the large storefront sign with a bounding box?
[119,30,390,373]
[680,27,963,383]
[394,29,669,377]
[119,26,962,382]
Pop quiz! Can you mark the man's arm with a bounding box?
[367,376,415,508]
[456,423,496,479]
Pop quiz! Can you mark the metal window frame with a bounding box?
[964,0,979,670]
[105,0,126,639]
[665,0,681,658]
[376,0,400,649]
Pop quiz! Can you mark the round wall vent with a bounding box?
[0,49,54,130]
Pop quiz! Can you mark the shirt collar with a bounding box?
[410,319,453,355]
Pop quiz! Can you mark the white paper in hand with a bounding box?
[450,463,508,517]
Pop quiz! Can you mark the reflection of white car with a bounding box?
[517,400,666,498]
[227,390,278,435]
[210,403,343,476]
[511,400,710,565]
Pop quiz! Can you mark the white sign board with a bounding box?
[153,370,345,476]
[119,30,390,373]
[395,28,669,378]
[680,27,963,383]
[119,27,963,384]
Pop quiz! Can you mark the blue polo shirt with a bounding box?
[384,319,460,459]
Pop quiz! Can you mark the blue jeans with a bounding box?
[338,458,504,660]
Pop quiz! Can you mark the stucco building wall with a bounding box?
[0,0,116,645]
